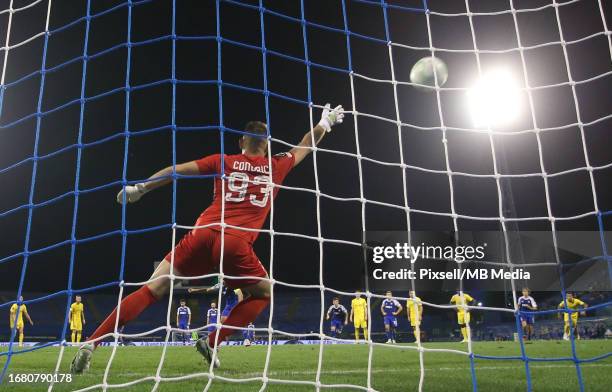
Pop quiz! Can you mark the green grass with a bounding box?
[1,340,611,391]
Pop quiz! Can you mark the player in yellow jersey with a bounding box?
[350,291,368,342]
[406,290,423,342]
[69,295,86,343]
[9,296,34,348]
[558,292,587,340]
[450,291,476,343]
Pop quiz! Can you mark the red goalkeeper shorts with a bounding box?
[165,228,267,289]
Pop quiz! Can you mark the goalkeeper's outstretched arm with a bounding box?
[290,103,344,167]
[116,160,201,204]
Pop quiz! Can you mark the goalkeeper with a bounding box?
[71,104,344,373]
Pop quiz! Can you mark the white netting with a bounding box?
[0,0,610,391]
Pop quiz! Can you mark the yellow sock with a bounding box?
[19,332,24,347]
[564,325,570,336]
[363,329,369,341]
[71,331,76,343]
[76,332,82,343]
[355,330,360,341]
[461,327,468,340]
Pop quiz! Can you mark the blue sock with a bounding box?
[386,330,391,340]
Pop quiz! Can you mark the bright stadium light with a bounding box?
[467,69,521,128]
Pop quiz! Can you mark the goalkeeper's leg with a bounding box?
[197,279,270,368]
[71,259,171,374]
[207,279,270,347]
[88,261,169,345]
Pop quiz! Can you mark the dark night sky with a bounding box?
[0,0,610,298]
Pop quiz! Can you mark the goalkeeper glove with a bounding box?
[318,103,344,132]
[116,183,147,204]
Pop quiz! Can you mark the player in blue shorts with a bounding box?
[189,280,244,323]
[206,301,218,334]
[326,297,348,338]
[243,322,255,346]
[176,299,191,345]
[219,284,242,321]
[518,287,537,341]
[381,291,402,343]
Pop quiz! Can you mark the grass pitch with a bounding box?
[1,340,611,391]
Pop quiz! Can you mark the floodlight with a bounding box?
[467,70,521,128]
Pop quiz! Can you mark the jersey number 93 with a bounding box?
[225,172,272,207]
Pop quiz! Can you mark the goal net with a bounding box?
[0,0,611,391]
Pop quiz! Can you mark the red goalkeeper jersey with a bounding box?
[195,152,295,244]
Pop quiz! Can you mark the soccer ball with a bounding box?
[409,56,448,90]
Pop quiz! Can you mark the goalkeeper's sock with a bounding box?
[71,331,76,343]
[461,327,468,340]
[77,332,82,343]
[208,297,270,348]
[19,332,24,347]
[363,328,369,341]
[354,330,359,341]
[89,285,158,347]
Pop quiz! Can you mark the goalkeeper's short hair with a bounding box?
[245,121,267,135]
[242,121,268,151]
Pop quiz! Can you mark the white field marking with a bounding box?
[62,363,612,380]
[241,363,612,377]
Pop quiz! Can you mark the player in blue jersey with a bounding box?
[326,297,348,338]
[190,281,244,323]
[219,284,242,322]
[518,288,537,341]
[176,299,191,345]
[243,322,255,346]
[206,301,219,334]
[381,291,403,343]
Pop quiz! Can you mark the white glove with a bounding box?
[116,183,147,205]
[318,103,344,132]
